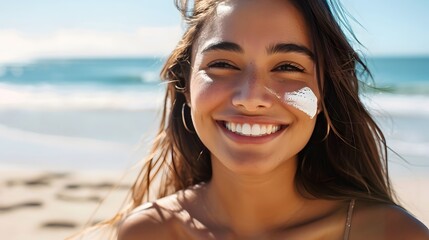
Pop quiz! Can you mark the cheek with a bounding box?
[190,73,216,105]
[189,72,235,107]
[189,74,233,140]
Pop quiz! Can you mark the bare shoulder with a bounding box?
[352,201,429,240]
[117,194,184,240]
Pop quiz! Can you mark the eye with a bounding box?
[272,62,305,73]
[207,60,240,70]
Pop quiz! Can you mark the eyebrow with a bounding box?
[201,41,243,53]
[267,43,314,60]
[201,41,314,60]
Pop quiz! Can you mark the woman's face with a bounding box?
[188,0,320,175]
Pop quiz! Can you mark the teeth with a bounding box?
[242,124,251,135]
[261,125,267,135]
[225,122,282,137]
[236,124,242,133]
[251,124,260,136]
[231,122,236,132]
[267,125,272,134]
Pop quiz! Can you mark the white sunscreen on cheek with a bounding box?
[265,86,318,119]
[284,87,318,119]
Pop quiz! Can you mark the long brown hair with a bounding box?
[77,0,398,238]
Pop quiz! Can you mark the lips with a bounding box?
[224,122,282,137]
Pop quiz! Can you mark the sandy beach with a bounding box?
[0,163,428,240]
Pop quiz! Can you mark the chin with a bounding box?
[214,152,297,176]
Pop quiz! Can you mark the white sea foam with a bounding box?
[0,83,164,111]
[362,93,429,117]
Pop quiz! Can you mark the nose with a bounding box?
[231,72,273,111]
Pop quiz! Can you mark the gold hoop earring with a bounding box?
[182,103,195,133]
[196,150,204,161]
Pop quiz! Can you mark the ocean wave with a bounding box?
[0,58,163,85]
[363,83,429,95]
[363,93,429,117]
[0,83,165,111]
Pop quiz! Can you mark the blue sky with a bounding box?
[0,0,428,62]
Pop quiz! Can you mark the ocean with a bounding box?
[0,57,428,173]
[0,58,166,111]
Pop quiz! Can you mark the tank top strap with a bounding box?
[343,199,356,240]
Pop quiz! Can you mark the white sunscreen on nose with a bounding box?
[284,87,318,119]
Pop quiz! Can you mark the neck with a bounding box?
[204,156,307,236]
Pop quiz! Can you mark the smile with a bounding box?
[223,122,284,137]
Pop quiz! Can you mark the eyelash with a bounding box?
[207,61,240,70]
[272,62,305,73]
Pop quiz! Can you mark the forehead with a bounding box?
[195,0,312,53]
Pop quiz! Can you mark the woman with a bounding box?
[115,0,429,239]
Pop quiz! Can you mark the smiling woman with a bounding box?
[77,0,429,239]
[187,0,320,177]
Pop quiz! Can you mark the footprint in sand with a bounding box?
[41,221,77,229]
[0,201,43,213]
[64,182,129,190]
[55,181,130,203]
[56,193,102,203]
[6,172,69,187]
